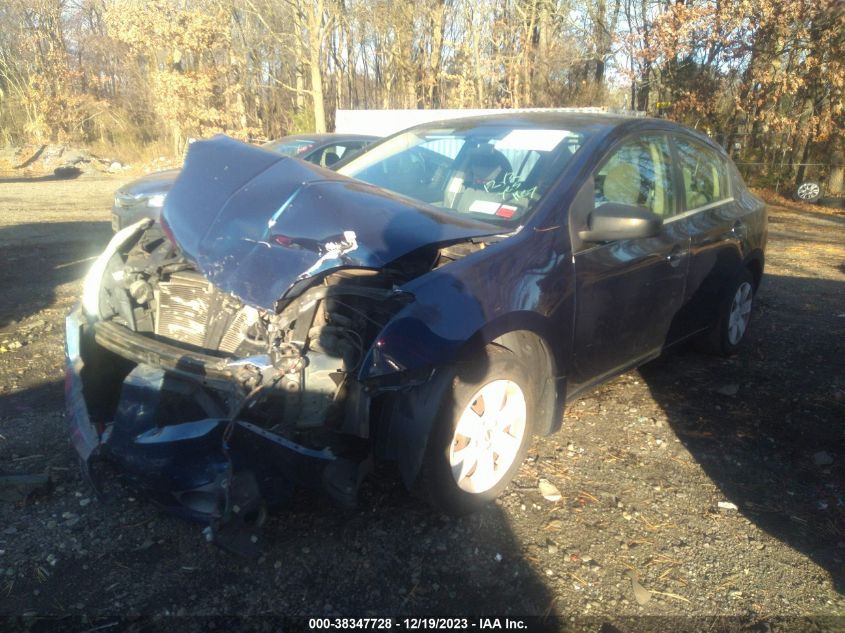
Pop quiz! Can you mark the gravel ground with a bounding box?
[0,176,843,631]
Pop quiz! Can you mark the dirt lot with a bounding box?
[0,175,843,630]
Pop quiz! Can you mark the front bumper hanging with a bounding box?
[65,306,336,554]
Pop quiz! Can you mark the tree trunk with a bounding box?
[828,150,844,195]
[428,0,446,107]
[795,130,814,188]
[310,52,326,133]
[307,1,326,133]
[343,3,356,108]
[522,0,537,107]
[828,165,844,196]
[636,62,650,111]
[293,7,306,112]
[471,7,484,106]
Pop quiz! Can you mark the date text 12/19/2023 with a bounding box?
[308,618,530,630]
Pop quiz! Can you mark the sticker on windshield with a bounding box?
[495,129,570,152]
[468,200,501,214]
[496,204,517,218]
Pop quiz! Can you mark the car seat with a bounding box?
[448,145,512,212]
[601,162,642,206]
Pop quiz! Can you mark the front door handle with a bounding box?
[666,246,683,268]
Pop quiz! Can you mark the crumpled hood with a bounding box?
[162,135,505,310]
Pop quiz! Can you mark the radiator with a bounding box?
[154,272,256,353]
[154,272,212,348]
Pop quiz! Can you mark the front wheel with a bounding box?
[418,346,536,515]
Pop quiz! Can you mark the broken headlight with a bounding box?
[82,219,153,318]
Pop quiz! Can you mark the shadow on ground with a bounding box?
[0,221,111,328]
[0,380,558,621]
[0,171,82,184]
[641,272,845,594]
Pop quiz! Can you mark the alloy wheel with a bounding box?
[728,281,753,345]
[448,379,527,494]
[797,182,821,200]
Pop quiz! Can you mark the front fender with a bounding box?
[359,231,575,486]
[358,231,574,383]
[375,364,458,487]
[357,280,485,383]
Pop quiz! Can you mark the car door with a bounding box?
[668,134,746,336]
[568,133,690,393]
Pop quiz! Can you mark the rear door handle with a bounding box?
[666,245,683,267]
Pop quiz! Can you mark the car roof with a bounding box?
[281,133,379,143]
[422,111,637,128]
[398,111,724,155]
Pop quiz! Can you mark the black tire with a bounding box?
[417,345,537,515]
[700,268,755,356]
[795,181,822,202]
[818,196,845,210]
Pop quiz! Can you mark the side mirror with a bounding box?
[578,203,663,242]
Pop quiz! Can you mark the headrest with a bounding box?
[603,162,641,205]
[465,146,511,185]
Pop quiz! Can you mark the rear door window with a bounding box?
[673,137,729,210]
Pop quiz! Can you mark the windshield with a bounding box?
[263,138,317,156]
[337,122,590,225]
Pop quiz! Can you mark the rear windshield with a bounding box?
[337,122,591,226]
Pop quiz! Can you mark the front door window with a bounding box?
[595,136,675,218]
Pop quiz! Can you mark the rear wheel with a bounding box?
[418,346,536,515]
[700,268,755,356]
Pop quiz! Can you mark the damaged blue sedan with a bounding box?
[65,113,766,551]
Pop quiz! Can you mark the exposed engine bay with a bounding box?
[93,223,451,443]
[67,218,488,554]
